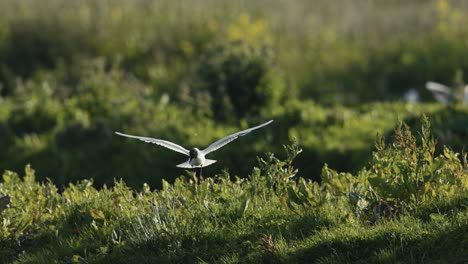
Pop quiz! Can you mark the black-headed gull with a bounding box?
[115,120,273,169]
[426,81,468,105]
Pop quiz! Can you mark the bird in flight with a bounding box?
[425,81,468,105]
[115,120,273,170]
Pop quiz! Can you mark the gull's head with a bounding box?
[189,148,200,158]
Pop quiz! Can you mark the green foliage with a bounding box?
[368,116,468,211]
[301,30,468,105]
[0,119,466,263]
[0,0,467,188]
[321,116,468,217]
[1,1,468,103]
[1,70,467,188]
[0,2,467,262]
[189,40,285,121]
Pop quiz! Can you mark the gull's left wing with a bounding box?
[201,120,273,155]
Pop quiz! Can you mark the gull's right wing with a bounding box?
[115,132,190,156]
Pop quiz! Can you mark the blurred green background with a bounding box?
[0,0,467,188]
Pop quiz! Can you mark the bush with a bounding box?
[368,116,468,211]
[187,40,286,121]
[321,116,468,216]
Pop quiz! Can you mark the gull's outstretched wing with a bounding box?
[115,132,189,156]
[201,120,273,155]
[463,85,468,104]
[425,81,452,104]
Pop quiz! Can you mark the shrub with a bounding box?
[188,40,286,121]
[368,116,468,211]
[320,116,468,218]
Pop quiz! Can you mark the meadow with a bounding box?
[0,0,467,263]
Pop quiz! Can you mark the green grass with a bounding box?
[2,174,467,263]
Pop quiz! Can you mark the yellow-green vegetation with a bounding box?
[0,120,467,263]
[1,0,468,102]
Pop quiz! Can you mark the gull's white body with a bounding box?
[189,150,205,167]
[176,148,216,169]
[115,120,273,169]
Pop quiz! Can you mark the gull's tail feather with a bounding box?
[176,159,217,168]
[176,161,193,168]
[202,159,217,167]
